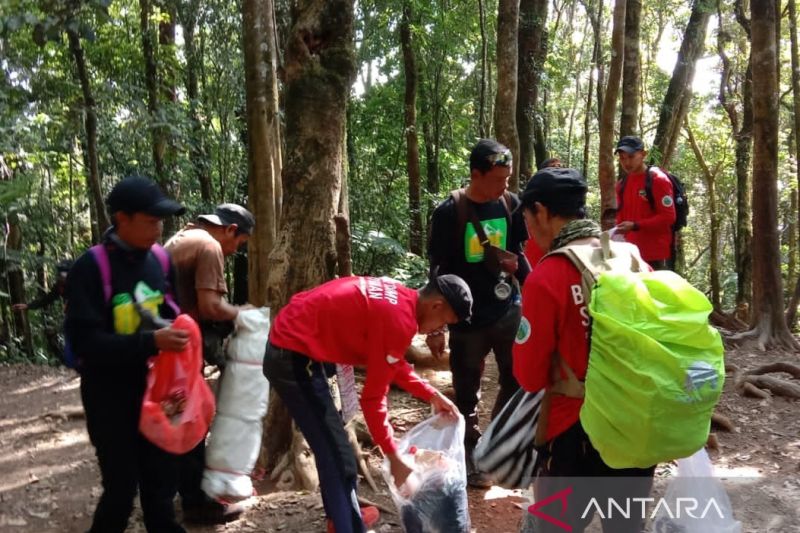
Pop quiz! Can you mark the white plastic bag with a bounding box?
[382,414,471,533]
[652,448,741,533]
[202,307,271,501]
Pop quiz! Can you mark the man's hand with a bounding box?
[11,303,28,311]
[154,326,190,352]
[615,221,637,234]
[425,333,446,358]
[386,452,414,488]
[430,390,459,420]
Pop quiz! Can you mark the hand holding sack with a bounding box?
[139,314,216,454]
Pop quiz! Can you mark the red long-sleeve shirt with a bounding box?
[269,276,437,454]
[615,167,676,262]
[512,255,590,442]
[523,239,545,270]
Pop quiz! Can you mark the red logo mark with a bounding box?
[527,486,574,532]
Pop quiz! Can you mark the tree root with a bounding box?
[745,362,800,379]
[740,381,772,399]
[357,495,396,516]
[711,412,734,432]
[730,360,800,399]
[346,420,378,492]
[739,375,800,399]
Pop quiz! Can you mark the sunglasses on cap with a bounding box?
[487,149,512,167]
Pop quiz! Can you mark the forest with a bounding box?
[2,0,800,359]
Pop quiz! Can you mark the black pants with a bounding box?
[81,375,184,533]
[529,422,655,533]
[263,343,365,533]
[448,302,521,448]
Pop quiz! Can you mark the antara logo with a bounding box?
[527,487,573,532]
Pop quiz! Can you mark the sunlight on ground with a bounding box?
[9,374,77,396]
[482,485,529,501]
[713,464,764,479]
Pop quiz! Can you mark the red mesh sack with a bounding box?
[139,314,216,454]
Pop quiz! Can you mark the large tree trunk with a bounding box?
[494,0,521,192]
[243,0,282,307]
[261,0,356,490]
[179,0,213,204]
[652,0,712,167]
[66,30,109,236]
[597,0,626,227]
[742,0,799,349]
[5,216,33,357]
[788,0,800,321]
[516,0,549,180]
[582,0,602,180]
[400,2,423,255]
[620,0,642,139]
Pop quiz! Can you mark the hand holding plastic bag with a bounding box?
[382,414,471,533]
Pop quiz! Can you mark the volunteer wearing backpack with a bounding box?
[164,203,255,524]
[65,176,189,533]
[513,167,655,533]
[263,274,468,533]
[614,135,676,270]
[427,138,530,487]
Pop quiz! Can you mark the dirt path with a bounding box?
[0,344,798,532]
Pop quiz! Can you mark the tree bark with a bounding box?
[179,0,213,204]
[243,0,282,308]
[745,0,799,349]
[494,0,521,192]
[718,3,753,312]
[685,124,721,310]
[261,0,356,489]
[620,0,642,143]
[597,0,626,226]
[478,0,489,138]
[652,0,712,167]
[66,30,109,236]
[5,215,33,357]
[788,0,800,315]
[516,0,549,180]
[400,2,423,255]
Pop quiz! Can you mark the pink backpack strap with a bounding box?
[151,244,181,316]
[89,245,113,304]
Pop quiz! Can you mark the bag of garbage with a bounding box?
[382,414,471,533]
[202,308,271,501]
[652,448,741,533]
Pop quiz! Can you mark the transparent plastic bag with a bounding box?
[382,414,471,533]
[652,448,742,533]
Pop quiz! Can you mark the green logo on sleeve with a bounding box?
[464,217,508,263]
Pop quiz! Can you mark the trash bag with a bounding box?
[139,314,216,454]
[382,414,471,533]
[652,448,741,533]
[474,388,543,489]
[202,308,271,501]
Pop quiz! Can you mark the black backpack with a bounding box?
[619,165,688,232]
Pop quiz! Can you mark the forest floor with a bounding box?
[0,342,798,533]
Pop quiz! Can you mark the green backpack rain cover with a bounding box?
[551,235,725,469]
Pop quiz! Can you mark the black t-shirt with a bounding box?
[65,235,178,385]
[428,191,530,330]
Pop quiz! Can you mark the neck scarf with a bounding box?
[550,219,601,251]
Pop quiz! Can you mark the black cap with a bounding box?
[106,176,185,217]
[433,274,473,322]
[469,138,511,172]
[198,204,255,235]
[520,167,588,210]
[615,136,645,154]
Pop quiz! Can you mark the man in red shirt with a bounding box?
[263,275,468,533]
[513,167,654,533]
[614,136,676,270]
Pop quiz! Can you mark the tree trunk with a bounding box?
[652,0,712,167]
[620,0,642,139]
[261,0,356,490]
[597,0,626,227]
[6,216,33,357]
[516,0,549,180]
[494,0,521,192]
[243,0,282,308]
[718,5,754,315]
[685,124,721,310]
[66,30,109,236]
[788,0,800,312]
[400,2,423,255]
[744,0,799,349]
[478,0,489,138]
[180,0,213,204]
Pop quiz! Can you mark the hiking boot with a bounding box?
[326,505,380,532]
[182,498,243,525]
